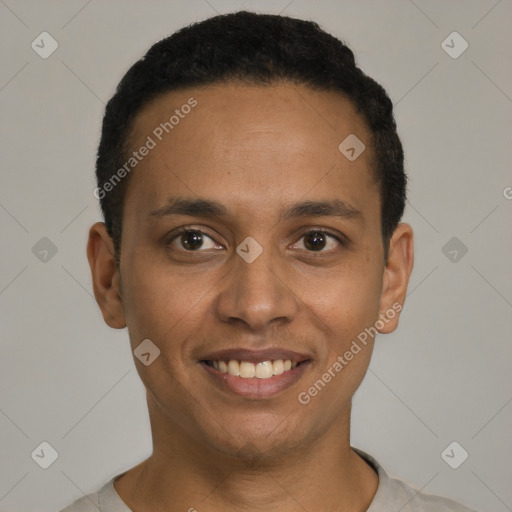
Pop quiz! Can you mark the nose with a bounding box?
[214,244,298,331]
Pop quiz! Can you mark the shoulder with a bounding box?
[58,490,100,512]
[57,474,127,512]
[385,475,479,511]
[353,448,480,512]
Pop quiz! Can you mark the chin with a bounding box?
[199,414,306,463]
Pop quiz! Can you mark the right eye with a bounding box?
[167,228,223,252]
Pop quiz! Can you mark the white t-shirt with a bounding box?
[58,449,478,511]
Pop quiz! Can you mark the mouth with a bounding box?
[201,358,306,379]
[198,348,312,399]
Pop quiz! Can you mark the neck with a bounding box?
[114,398,378,512]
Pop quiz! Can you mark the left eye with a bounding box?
[292,231,341,252]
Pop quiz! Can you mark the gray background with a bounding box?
[1,0,511,511]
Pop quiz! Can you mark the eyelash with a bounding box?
[166,226,348,253]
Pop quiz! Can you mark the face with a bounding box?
[88,83,413,461]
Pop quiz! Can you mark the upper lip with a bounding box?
[200,348,312,364]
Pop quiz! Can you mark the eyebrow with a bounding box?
[149,197,363,223]
[280,199,362,222]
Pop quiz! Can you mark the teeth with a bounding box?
[227,360,240,376]
[209,359,299,379]
[272,359,284,375]
[255,361,273,378]
[239,361,255,378]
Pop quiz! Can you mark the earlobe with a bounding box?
[377,223,414,334]
[86,222,126,329]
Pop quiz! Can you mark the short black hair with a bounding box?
[96,11,406,264]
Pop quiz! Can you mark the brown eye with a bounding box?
[168,229,220,251]
[292,230,343,253]
[180,230,204,250]
[304,232,327,251]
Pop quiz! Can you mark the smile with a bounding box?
[200,358,311,399]
[203,359,299,379]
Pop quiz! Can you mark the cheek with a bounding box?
[299,278,380,416]
[302,262,383,338]
[121,253,211,347]
[121,258,209,400]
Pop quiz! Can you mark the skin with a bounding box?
[87,82,414,512]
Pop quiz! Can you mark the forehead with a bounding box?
[123,82,378,223]
[131,82,371,155]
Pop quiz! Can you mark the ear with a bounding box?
[377,223,414,334]
[86,222,126,329]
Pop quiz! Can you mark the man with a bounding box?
[61,11,478,512]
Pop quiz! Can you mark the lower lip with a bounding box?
[200,361,311,399]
